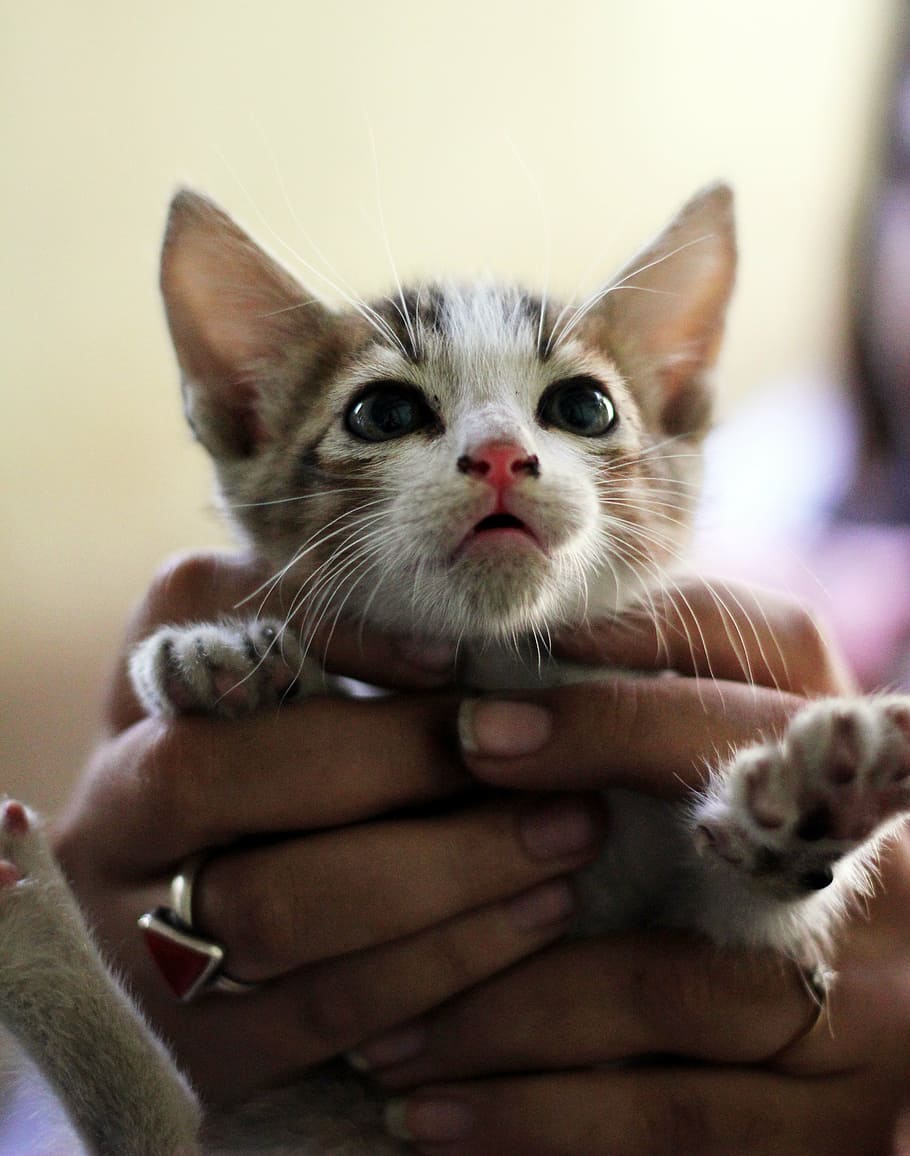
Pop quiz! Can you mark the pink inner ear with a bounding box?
[161,190,329,461]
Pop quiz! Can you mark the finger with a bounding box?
[458,678,803,796]
[61,692,471,873]
[384,1068,881,1156]
[139,878,576,1102]
[366,853,910,1089]
[193,796,604,980]
[278,879,576,1074]
[553,577,857,698]
[107,550,458,731]
[358,935,819,1087]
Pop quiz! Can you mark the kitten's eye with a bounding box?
[345,383,438,442]
[538,376,616,437]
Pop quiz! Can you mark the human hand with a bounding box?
[372,860,910,1156]
[52,550,606,1104]
[355,579,910,1153]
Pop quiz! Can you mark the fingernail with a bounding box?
[459,698,553,757]
[506,877,575,931]
[395,637,457,674]
[520,795,601,859]
[346,1021,427,1072]
[385,1096,475,1143]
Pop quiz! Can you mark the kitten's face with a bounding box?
[159,187,736,643]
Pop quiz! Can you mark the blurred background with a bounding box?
[0,0,900,812]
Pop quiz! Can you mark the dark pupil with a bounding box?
[369,394,413,435]
[558,386,610,432]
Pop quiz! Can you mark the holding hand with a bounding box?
[53,550,606,1104]
[357,580,910,1154]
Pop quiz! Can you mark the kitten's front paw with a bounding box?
[694,697,910,898]
[129,618,308,718]
[0,800,55,891]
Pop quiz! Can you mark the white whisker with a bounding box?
[218,151,410,356]
[366,121,418,359]
[548,233,715,353]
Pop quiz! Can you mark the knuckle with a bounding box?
[639,1080,771,1156]
[210,860,297,976]
[298,967,370,1053]
[784,601,829,661]
[775,597,835,671]
[627,1073,714,1155]
[425,925,486,994]
[140,716,218,821]
[627,943,659,1032]
[139,718,193,820]
[658,1088,713,1154]
[142,551,224,620]
[593,678,644,748]
[629,940,710,1052]
[135,550,263,638]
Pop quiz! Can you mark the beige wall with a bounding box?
[0,0,897,811]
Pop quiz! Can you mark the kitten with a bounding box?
[3,184,910,1155]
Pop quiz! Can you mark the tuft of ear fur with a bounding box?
[591,182,736,438]
[160,190,332,459]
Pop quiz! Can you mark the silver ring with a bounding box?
[769,961,833,1061]
[138,852,259,1002]
[169,851,204,927]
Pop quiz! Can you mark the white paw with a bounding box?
[0,800,54,890]
[694,696,910,897]
[129,617,308,718]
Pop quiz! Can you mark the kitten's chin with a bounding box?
[421,551,572,642]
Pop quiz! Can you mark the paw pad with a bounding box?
[822,711,861,785]
[695,695,910,900]
[1,801,29,836]
[743,757,787,830]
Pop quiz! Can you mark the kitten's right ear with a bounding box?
[591,183,736,439]
[160,190,331,458]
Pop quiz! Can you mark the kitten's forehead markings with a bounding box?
[370,282,549,366]
[426,330,544,449]
[324,286,634,459]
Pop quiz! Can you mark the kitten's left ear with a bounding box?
[592,182,736,437]
[160,189,333,459]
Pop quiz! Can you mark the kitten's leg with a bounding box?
[130,617,318,717]
[0,800,201,1156]
[691,697,910,951]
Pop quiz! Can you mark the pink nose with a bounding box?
[457,441,540,489]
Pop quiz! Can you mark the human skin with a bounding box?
[364,590,910,1155]
[373,843,910,1155]
[53,550,605,1102]
[53,554,910,1152]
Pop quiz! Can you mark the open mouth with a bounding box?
[454,511,543,558]
[473,513,527,533]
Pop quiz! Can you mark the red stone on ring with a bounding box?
[138,907,224,1002]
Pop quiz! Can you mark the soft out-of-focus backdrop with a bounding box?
[0,1,898,811]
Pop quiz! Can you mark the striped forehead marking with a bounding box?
[370,284,551,362]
